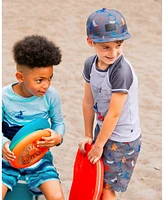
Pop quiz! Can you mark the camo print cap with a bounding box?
[86,8,131,43]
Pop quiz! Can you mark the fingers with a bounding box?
[4,153,16,162]
[79,143,99,164]
[40,136,51,142]
[88,155,99,164]
[37,140,52,148]
[41,128,52,140]
[79,136,93,154]
[37,129,55,147]
[2,142,16,162]
[3,150,16,161]
[87,144,103,164]
[78,142,86,154]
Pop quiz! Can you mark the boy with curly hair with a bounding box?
[79,8,141,199]
[2,35,65,200]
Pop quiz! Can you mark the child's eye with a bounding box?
[36,79,42,83]
[49,76,53,81]
[116,44,122,48]
[102,47,109,50]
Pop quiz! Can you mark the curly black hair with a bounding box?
[13,35,62,68]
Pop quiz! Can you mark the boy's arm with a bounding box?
[50,97,65,146]
[95,92,127,147]
[2,104,10,148]
[2,135,10,148]
[82,82,95,138]
[88,92,127,162]
[79,82,95,153]
[2,103,16,160]
[50,91,65,135]
[39,89,65,147]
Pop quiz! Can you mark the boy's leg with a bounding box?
[2,158,21,200]
[101,188,116,200]
[25,153,64,198]
[101,136,141,196]
[39,179,64,200]
[2,183,8,200]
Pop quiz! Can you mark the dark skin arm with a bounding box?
[2,129,62,162]
[37,128,63,147]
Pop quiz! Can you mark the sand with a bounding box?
[2,0,162,199]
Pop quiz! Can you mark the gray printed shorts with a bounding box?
[94,124,141,192]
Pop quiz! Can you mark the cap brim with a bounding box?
[90,33,131,43]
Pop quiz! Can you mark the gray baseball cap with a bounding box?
[86,8,131,43]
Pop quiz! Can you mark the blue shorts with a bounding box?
[94,124,141,192]
[2,151,60,195]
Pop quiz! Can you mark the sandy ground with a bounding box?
[2,0,162,199]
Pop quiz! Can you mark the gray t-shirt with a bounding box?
[83,54,141,142]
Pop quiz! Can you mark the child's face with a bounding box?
[87,38,123,66]
[17,66,53,97]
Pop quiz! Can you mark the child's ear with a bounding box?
[87,37,94,47]
[15,71,24,82]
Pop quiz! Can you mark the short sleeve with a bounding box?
[109,61,133,93]
[82,55,97,82]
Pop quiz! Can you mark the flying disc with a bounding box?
[9,118,51,168]
[68,143,104,200]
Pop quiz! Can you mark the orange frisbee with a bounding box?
[9,118,51,168]
[10,130,50,168]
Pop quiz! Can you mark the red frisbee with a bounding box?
[69,143,104,200]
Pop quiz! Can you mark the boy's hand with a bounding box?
[88,144,103,164]
[37,128,62,148]
[78,136,93,154]
[2,141,16,162]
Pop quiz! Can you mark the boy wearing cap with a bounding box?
[79,8,141,199]
[2,35,65,200]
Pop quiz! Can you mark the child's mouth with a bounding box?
[106,56,115,60]
[39,91,46,95]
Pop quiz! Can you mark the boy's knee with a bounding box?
[47,193,64,200]
[101,188,116,200]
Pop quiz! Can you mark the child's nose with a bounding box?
[108,48,114,53]
[42,81,50,89]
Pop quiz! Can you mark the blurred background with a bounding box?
[2,0,162,199]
